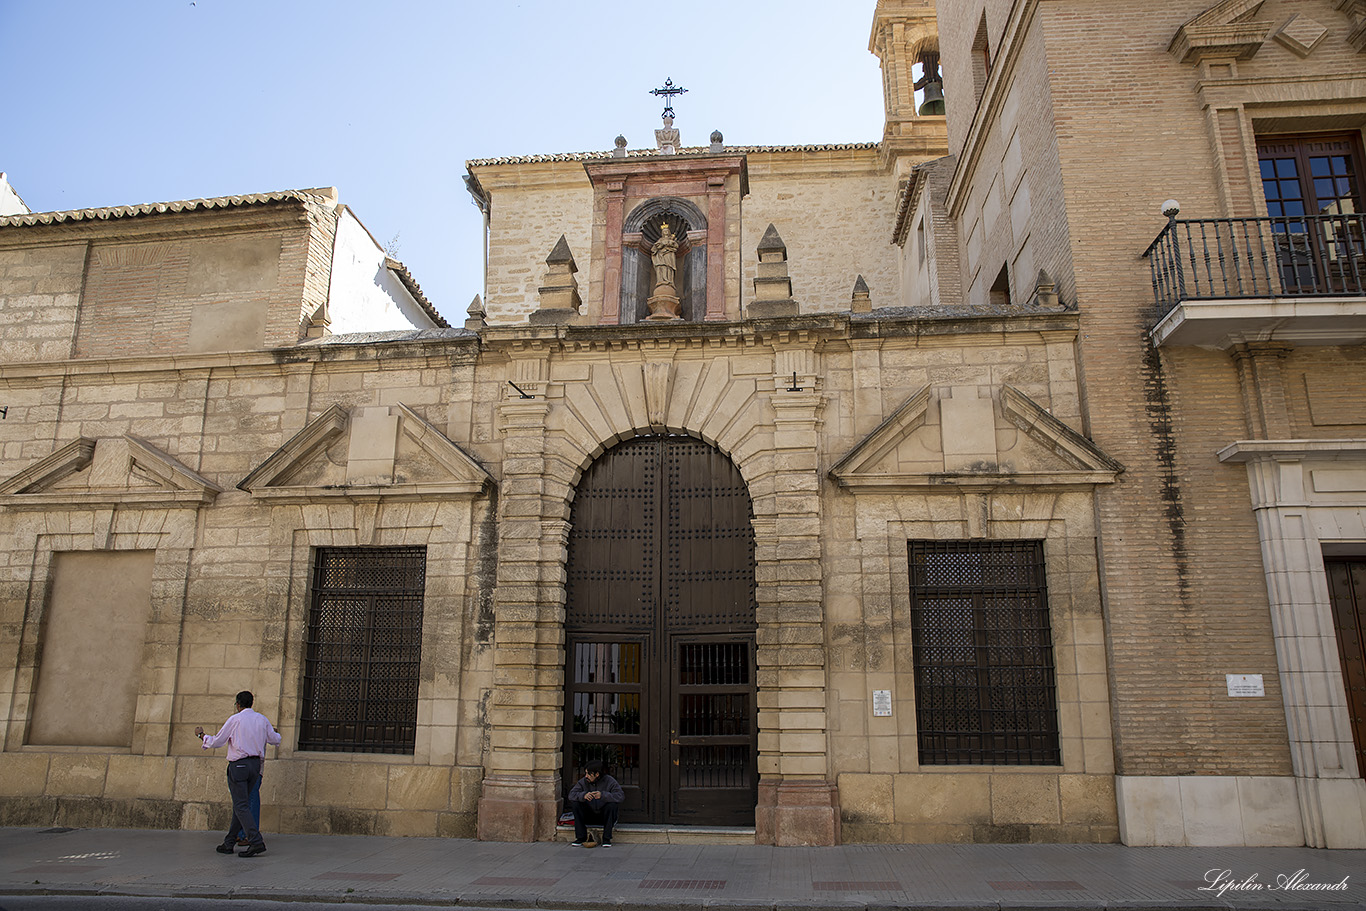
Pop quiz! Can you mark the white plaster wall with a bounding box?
[0,173,29,216]
[326,209,437,334]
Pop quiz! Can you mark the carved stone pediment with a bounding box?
[0,436,221,509]
[1169,0,1270,64]
[829,385,1121,492]
[1335,0,1366,53]
[238,403,491,502]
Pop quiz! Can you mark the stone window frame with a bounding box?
[1195,72,1366,219]
[906,537,1062,767]
[271,500,484,769]
[870,495,1111,778]
[297,544,430,756]
[4,516,197,756]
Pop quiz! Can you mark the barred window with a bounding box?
[908,540,1060,765]
[300,546,427,754]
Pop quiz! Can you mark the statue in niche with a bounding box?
[646,221,682,320]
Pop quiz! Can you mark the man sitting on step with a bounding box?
[567,759,624,847]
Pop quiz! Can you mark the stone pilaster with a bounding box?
[1230,342,1294,439]
[476,379,568,841]
[755,351,837,845]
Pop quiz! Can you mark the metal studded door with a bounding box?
[1325,558,1366,778]
[564,436,757,825]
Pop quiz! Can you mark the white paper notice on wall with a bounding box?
[1226,674,1264,697]
[872,690,892,717]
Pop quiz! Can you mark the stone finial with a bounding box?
[709,130,724,153]
[531,235,582,325]
[304,300,331,338]
[1033,269,1060,309]
[546,235,577,267]
[465,294,487,330]
[851,275,871,313]
[757,223,787,258]
[655,114,680,155]
[613,135,628,158]
[748,223,798,319]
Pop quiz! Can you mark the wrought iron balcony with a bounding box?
[1143,213,1366,347]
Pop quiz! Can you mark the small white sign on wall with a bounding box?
[872,690,892,717]
[1226,673,1265,697]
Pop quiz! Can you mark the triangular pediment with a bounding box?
[829,385,1121,492]
[0,435,221,509]
[238,403,491,501]
[1170,0,1270,63]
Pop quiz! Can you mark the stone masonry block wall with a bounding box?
[0,337,498,837]
[476,162,594,326]
[820,319,1116,842]
[742,150,901,314]
[0,243,86,363]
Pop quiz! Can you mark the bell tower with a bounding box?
[869,0,945,171]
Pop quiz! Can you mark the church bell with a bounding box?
[918,81,945,116]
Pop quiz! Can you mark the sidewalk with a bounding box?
[1,825,1363,909]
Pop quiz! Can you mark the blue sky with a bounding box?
[1,0,887,320]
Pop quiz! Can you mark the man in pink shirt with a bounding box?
[195,690,281,857]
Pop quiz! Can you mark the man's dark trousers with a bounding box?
[570,798,619,842]
[222,756,264,849]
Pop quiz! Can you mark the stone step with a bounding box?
[556,823,756,845]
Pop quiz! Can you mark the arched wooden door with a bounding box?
[563,435,757,826]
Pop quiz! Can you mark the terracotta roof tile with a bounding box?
[0,189,333,228]
[465,142,878,167]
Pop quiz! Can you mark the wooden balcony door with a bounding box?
[1257,134,1366,294]
[563,436,757,826]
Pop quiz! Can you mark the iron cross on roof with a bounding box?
[650,78,688,118]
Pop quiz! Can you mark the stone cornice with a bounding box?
[946,0,1041,218]
[1196,72,1366,110]
[0,312,1079,383]
[584,154,749,197]
[1218,439,1366,462]
[1169,0,1269,65]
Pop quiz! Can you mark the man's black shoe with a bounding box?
[215,845,235,854]
[239,845,267,858]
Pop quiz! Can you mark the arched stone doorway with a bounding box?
[562,434,757,826]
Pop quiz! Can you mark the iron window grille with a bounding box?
[908,540,1061,765]
[300,546,427,754]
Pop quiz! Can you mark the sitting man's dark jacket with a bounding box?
[567,760,624,845]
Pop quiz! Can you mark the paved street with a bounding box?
[0,826,1363,909]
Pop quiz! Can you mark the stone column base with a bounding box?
[476,775,560,842]
[756,779,841,846]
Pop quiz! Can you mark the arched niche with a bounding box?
[621,197,709,324]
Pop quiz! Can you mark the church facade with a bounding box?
[1,0,1363,847]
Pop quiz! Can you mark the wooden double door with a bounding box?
[563,436,757,826]
[1325,558,1366,778]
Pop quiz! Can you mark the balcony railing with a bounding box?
[1143,213,1366,316]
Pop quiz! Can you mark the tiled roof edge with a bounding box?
[384,257,451,329]
[0,189,332,229]
[466,142,880,167]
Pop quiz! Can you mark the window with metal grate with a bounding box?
[908,540,1060,765]
[300,546,427,754]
